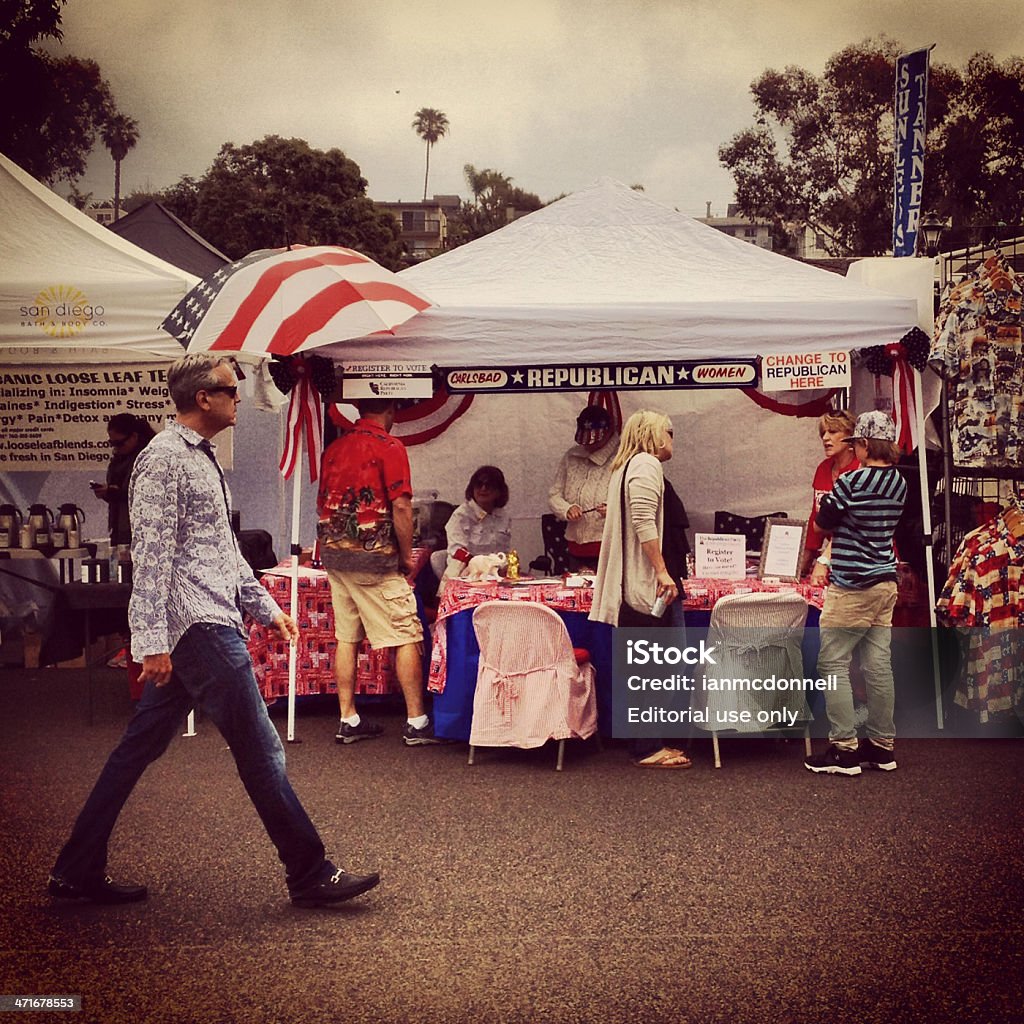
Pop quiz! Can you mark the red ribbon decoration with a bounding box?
[279,355,323,482]
[740,388,841,418]
[885,342,917,454]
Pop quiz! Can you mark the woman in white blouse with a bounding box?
[433,465,513,579]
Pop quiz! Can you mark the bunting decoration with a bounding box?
[587,389,623,433]
[328,387,474,447]
[272,354,336,482]
[863,327,931,453]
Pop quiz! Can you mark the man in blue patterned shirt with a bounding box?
[48,353,379,907]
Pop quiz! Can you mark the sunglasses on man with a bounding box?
[202,385,239,399]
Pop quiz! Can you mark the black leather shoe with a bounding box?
[47,874,148,904]
[290,868,380,907]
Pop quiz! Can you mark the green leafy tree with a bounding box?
[0,0,128,184]
[447,163,543,245]
[411,107,449,201]
[100,112,138,222]
[716,39,978,256]
[716,37,1012,255]
[177,136,404,267]
[136,175,201,224]
[65,182,92,209]
[928,52,1024,246]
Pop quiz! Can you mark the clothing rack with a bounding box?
[934,232,1024,573]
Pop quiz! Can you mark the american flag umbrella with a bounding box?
[160,244,433,741]
[160,244,432,358]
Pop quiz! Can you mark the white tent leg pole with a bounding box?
[287,467,301,743]
[913,369,944,730]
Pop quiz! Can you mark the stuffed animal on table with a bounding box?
[464,552,508,580]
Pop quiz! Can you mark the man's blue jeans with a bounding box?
[52,623,328,895]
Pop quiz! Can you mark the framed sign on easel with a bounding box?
[757,518,807,582]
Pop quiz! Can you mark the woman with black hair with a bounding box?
[90,413,157,545]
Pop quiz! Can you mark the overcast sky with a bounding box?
[55,0,1024,218]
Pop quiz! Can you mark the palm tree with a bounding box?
[100,113,139,222]
[411,108,449,201]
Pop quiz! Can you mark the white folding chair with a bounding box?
[693,591,814,768]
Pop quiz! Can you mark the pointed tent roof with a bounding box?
[319,177,919,367]
[109,201,229,279]
[0,152,195,363]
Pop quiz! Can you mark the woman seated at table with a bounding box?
[431,465,513,582]
[589,410,692,770]
[800,409,859,584]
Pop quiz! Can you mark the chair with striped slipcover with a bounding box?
[694,590,814,768]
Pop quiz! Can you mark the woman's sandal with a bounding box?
[634,747,693,769]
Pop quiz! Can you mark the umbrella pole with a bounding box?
[287,467,301,743]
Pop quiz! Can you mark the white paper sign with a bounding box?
[342,362,433,400]
[761,350,851,391]
[760,522,805,579]
[0,362,177,471]
[694,533,747,580]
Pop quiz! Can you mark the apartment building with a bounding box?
[697,203,774,250]
[375,194,461,262]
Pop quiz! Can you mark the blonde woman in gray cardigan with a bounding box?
[589,409,691,769]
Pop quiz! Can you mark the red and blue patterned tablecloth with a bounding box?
[247,548,430,700]
[680,577,828,612]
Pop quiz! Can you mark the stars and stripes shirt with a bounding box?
[128,419,281,659]
[816,465,907,590]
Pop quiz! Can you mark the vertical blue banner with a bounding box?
[892,47,931,257]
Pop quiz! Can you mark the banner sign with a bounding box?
[443,360,759,394]
[892,46,931,257]
[761,350,850,391]
[341,362,434,400]
[0,363,175,471]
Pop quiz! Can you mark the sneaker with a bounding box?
[858,739,898,771]
[402,719,448,746]
[290,866,380,907]
[334,719,384,744]
[107,647,128,669]
[804,744,862,776]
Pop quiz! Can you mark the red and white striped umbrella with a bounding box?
[160,244,432,358]
[160,244,434,483]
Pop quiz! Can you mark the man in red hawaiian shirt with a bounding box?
[317,398,442,745]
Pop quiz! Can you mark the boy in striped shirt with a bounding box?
[805,411,907,776]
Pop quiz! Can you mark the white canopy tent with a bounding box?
[0,150,285,500]
[321,177,920,367]
[0,155,288,692]
[0,152,195,364]
[318,179,942,725]
[317,177,927,549]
